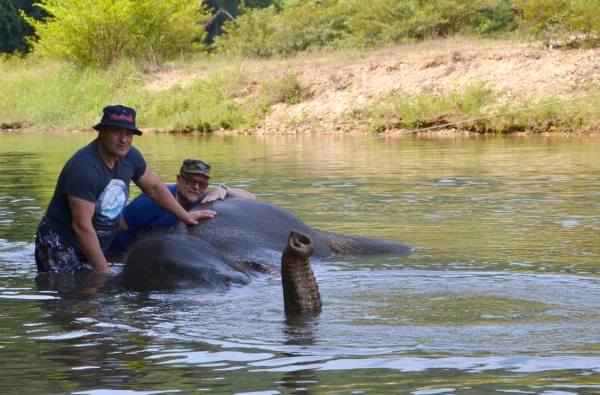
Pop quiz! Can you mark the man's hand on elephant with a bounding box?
[201,187,227,203]
[182,210,217,226]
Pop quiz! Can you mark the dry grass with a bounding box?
[3,37,600,134]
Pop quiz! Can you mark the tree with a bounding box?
[512,0,600,46]
[203,0,279,41]
[24,0,210,68]
[0,0,46,54]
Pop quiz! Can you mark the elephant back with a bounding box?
[176,198,335,264]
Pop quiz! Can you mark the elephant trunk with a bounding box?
[281,230,322,315]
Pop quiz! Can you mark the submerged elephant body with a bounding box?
[108,229,323,314]
[108,233,251,292]
[175,197,413,266]
[110,198,412,314]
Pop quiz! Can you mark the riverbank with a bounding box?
[249,37,600,135]
[2,37,600,135]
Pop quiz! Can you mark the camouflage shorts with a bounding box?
[35,217,92,274]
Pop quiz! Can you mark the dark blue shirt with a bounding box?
[106,184,208,253]
[44,139,146,254]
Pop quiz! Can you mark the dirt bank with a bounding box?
[222,37,600,135]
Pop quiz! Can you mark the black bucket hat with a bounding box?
[180,159,212,178]
[92,105,143,136]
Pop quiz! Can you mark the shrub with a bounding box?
[215,0,520,57]
[512,0,600,46]
[141,70,308,132]
[344,0,510,46]
[213,2,349,57]
[213,6,278,57]
[471,0,519,35]
[357,81,498,132]
[23,0,210,68]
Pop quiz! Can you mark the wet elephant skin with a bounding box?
[282,230,322,314]
[106,230,323,314]
[106,233,251,292]
[177,197,413,266]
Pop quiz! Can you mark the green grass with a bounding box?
[0,56,148,129]
[0,54,308,132]
[2,47,600,135]
[355,80,600,134]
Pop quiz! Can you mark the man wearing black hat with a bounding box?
[34,105,216,275]
[106,159,256,254]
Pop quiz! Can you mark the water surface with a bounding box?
[1,131,600,394]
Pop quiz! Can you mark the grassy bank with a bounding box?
[2,40,600,135]
[357,82,600,134]
[0,54,307,133]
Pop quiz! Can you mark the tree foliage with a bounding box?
[7,0,599,64]
[0,0,46,54]
[213,0,350,57]
[205,0,281,17]
[23,0,210,68]
[214,0,521,57]
[203,0,282,42]
[472,0,519,35]
[512,0,600,46]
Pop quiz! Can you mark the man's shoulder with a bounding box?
[61,142,103,179]
[120,146,146,180]
[67,141,101,165]
[125,145,143,160]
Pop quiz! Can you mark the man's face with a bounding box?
[176,172,210,207]
[98,126,134,157]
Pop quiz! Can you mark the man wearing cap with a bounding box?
[35,105,217,275]
[106,159,256,254]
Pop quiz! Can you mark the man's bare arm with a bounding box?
[68,195,112,273]
[202,186,257,203]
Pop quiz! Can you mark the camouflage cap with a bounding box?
[180,159,212,178]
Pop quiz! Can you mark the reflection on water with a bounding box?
[1,131,600,394]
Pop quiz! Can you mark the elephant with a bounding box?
[106,229,322,314]
[175,197,413,267]
[106,233,252,292]
[107,197,411,314]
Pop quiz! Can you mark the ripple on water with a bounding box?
[141,343,600,375]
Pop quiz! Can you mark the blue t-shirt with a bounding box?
[106,184,208,253]
[44,139,146,254]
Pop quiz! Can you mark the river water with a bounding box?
[1,131,600,395]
